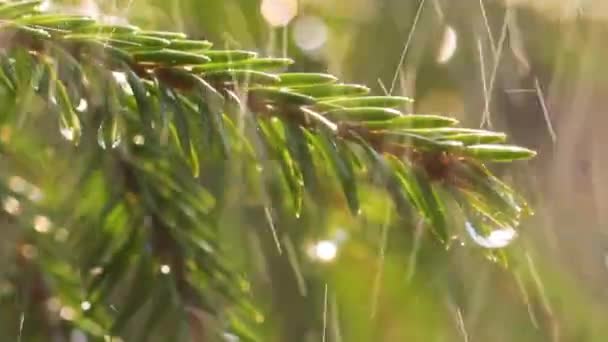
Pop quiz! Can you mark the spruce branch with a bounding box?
[0,1,536,340]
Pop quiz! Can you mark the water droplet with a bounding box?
[97,118,122,150]
[60,125,77,142]
[132,134,145,146]
[465,221,517,249]
[110,138,122,149]
[80,301,91,311]
[59,111,82,145]
[437,26,458,64]
[310,240,338,262]
[112,72,132,95]
[76,98,88,112]
[89,266,104,276]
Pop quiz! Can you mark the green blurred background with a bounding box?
[5,0,608,340]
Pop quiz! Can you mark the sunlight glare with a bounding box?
[70,330,87,342]
[3,196,21,215]
[312,240,338,262]
[34,215,52,233]
[261,0,297,27]
[20,244,38,260]
[8,176,27,193]
[60,306,76,321]
[133,135,145,146]
[46,297,61,312]
[160,264,171,274]
[293,16,328,52]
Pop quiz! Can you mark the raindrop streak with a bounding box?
[389,0,426,94]
[526,253,554,317]
[282,235,308,296]
[534,77,557,143]
[322,283,328,342]
[465,221,517,249]
[264,206,283,254]
[371,206,391,319]
[406,219,425,283]
[477,38,490,128]
[514,271,540,330]
[18,313,24,342]
[479,0,497,57]
[330,293,343,342]
[480,11,509,129]
[455,307,470,342]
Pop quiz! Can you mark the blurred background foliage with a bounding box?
[2,0,608,341]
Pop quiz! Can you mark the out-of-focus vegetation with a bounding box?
[1,0,607,341]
